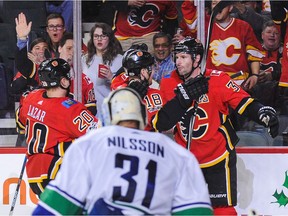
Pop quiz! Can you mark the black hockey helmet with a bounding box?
[38,58,71,88]
[122,49,154,77]
[174,37,204,62]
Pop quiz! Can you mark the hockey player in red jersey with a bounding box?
[151,37,279,215]
[16,58,98,196]
[111,46,164,131]
[32,87,213,215]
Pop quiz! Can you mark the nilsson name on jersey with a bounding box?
[107,136,164,158]
[27,105,46,122]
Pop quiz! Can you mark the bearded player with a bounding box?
[151,37,279,215]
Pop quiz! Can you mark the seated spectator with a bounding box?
[82,22,123,117]
[11,37,48,95]
[152,32,176,83]
[252,20,282,108]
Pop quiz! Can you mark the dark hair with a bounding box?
[153,32,172,46]
[86,22,123,65]
[30,38,47,50]
[59,32,73,47]
[46,13,65,26]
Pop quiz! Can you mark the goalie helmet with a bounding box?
[122,49,154,77]
[101,87,147,130]
[174,37,204,62]
[38,58,71,88]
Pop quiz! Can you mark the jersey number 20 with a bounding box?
[113,153,157,208]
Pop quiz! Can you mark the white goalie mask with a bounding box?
[101,87,147,130]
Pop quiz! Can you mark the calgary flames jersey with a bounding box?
[156,69,253,166]
[17,88,98,183]
[114,1,178,38]
[111,72,163,131]
[206,18,265,80]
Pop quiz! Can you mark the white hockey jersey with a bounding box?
[33,126,212,215]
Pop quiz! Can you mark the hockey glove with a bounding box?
[128,79,149,99]
[258,106,279,138]
[174,75,209,108]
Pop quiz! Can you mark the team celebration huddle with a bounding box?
[6,0,287,215]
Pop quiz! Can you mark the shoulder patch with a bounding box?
[62,98,78,108]
[210,70,223,77]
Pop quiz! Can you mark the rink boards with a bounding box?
[0,147,288,215]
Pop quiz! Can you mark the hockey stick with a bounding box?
[186,1,236,150]
[9,156,27,216]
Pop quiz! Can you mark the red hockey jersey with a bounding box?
[114,1,178,38]
[17,89,98,183]
[206,18,265,81]
[158,69,253,166]
[111,72,163,131]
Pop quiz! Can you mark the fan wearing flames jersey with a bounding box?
[112,0,178,53]
[207,0,265,91]
[111,45,164,131]
[252,20,282,107]
[270,0,288,109]
[151,37,279,215]
[16,58,98,196]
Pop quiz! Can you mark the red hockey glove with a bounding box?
[128,79,149,99]
[258,106,279,138]
[174,75,209,108]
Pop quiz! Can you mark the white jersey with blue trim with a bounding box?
[33,125,212,215]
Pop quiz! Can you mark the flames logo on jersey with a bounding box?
[210,38,241,66]
[178,105,209,142]
[128,3,159,28]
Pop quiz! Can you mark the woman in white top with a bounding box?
[82,22,123,117]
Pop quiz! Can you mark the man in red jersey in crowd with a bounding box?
[16,58,98,196]
[112,0,178,53]
[151,37,279,215]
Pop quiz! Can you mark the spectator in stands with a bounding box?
[152,32,175,83]
[82,22,123,117]
[231,0,272,42]
[206,0,265,91]
[11,37,48,95]
[111,0,178,53]
[270,0,288,113]
[252,20,282,108]
[45,13,66,57]
[46,1,73,33]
